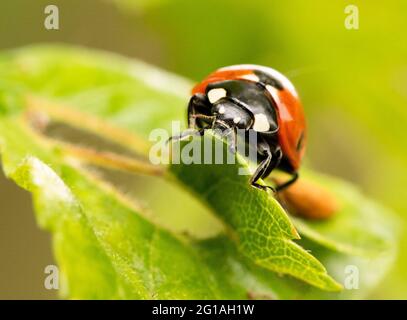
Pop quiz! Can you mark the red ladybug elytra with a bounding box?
[170,64,306,191]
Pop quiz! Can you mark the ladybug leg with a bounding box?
[167,94,209,144]
[218,126,237,154]
[188,93,211,129]
[227,127,237,154]
[166,128,204,144]
[262,147,282,178]
[250,142,280,192]
[275,172,299,191]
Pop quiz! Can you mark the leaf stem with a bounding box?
[26,95,151,156]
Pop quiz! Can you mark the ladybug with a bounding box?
[171,64,306,191]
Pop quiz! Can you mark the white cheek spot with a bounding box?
[218,106,225,114]
[207,88,227,103]
[233,117,241,124]
[253,113,270,132]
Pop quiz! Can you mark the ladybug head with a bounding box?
[210,98,253,132]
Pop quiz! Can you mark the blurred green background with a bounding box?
[0,0,406,299]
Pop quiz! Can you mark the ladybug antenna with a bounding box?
[191,114,216,122]
[190,113,216,128]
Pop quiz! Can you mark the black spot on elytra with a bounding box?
[296,131,305,151]
[253,70,284,90]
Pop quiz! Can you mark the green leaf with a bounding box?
[0,45,399,299]
[0,126,335,299]
[170,136,341,291]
